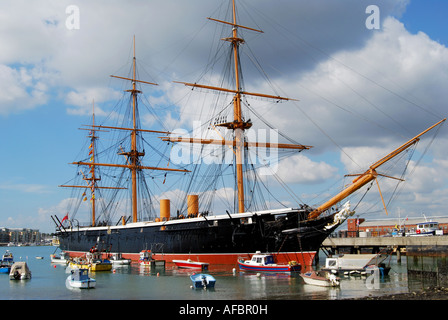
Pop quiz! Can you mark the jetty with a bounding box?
[321,235,448,261]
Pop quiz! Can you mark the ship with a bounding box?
[53,0,446,266]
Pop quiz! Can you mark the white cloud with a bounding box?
[275,154,338,184]
[0,65,50,115]
[0,183,51,194]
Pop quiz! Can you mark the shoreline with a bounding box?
[350,286,448,300]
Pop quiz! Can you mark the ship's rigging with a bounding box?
[58,0,446,230]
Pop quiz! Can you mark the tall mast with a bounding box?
[168,0,309,214]
[130,36,139,223]
[231,0,245,213]
[89,101,97,226]
[62,38,189,226]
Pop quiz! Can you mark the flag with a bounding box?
[60,213,69,227]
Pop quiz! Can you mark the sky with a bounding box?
[0,0,447,233]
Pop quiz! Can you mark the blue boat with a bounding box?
[0,251,14,273]
[190,273,216,289]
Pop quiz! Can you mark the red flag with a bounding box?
[60,213,69,226]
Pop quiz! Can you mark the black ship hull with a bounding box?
[57,208,340,266]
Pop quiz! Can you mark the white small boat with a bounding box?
[50,251,70,264]
[109,253,131,266]
[237,252,301,273]
[173,259,209,270]
[9,262,31,280]
[301,271,339,287]
[408,221,440,236]
[66,268,96,289]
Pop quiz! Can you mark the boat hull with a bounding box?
[237,261,300,273]
[301,272,340,287]
[0,266,11,273]
[190,274,216,289]
[173,260,209,269]
[57,209,340,267]
[67,276,96,289]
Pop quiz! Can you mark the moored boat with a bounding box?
[190,273,216,289]
[301,271,339,287]
[9,262,31,280]
[238,252,301,273]
[69,252,112,272]
[109,253,131,266]
[173,259,209,270]
[407,220,440,236]
[50,251,70,264]
[66,268,96,289]
[0,251,14,273]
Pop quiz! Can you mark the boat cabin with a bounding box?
[416,222,439,234]
[251,254,275,265]
[71,268,90,282]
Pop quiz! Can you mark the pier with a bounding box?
[320,235,448,262]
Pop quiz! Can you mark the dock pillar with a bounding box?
[396,247,401,263]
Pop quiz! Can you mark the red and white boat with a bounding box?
[237,252,301,273]
[173,259,209,270]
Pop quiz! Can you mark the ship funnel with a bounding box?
[187,195,199,217]
[160,199,170,221]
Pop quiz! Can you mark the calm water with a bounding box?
[0,245,422,301]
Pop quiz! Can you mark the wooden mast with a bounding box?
[67,36,189,225]
[307,118,446,220]
[89,101,97,226]
[59,101,127,226]
[166,0,309,213]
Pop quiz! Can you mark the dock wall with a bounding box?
[321,235,448,286]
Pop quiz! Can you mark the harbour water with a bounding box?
[0,245,429,302]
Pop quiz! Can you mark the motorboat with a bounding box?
[69,252,112,272]
[9,262,31,280]
[408,221,440,236]
[66,268,96,289]
[0,251,14,273]
[139,250,165,268]
[109,253,131,266]
[50,251,70,264]
[301,271,340,287]
[190,273,216,289]
[237,252,301,273]
[173,259,209,270]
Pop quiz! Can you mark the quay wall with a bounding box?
[322,235,448,256]
[321,235,448,286]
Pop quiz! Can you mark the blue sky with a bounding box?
[0,0,447,233]
[401,0,448,45]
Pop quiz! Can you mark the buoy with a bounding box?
[53,265,56,268]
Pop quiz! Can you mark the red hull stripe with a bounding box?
[64,251,316,266]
